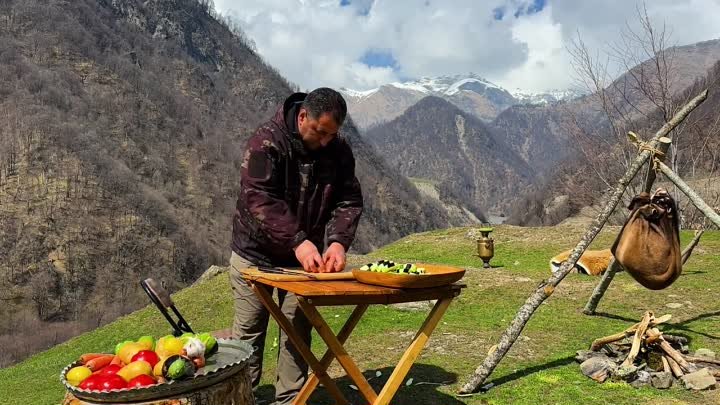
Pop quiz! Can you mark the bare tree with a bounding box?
[564,3,720,227]
[29,266,57,320]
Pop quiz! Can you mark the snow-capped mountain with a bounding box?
[341,74,582,129]
[364,74,505,96]
[510,88,585,105]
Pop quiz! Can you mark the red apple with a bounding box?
[131,350,160,369]
[127,374,157,389]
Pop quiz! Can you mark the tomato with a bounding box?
[97,364,123,375]
[98,374,128,391]
[131,350,160,369]
[78,374,105,391]
[127,374,157,389]
[78,374,127,391]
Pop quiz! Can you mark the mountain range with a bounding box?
[365,96,533,215]
[357,39,720,226]
[499,38,720,225]
[341,74,583,129]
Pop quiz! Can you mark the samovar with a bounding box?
[476,225,494,268]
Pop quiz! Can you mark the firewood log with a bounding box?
[621,312,652,367]
[666,355,684,378]
[590,314,671,351]
[659,339,694,372]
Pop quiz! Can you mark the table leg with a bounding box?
[250,283,349,405]
[298,298,378,405]
[373,298,453,405]
[294,304,369,405]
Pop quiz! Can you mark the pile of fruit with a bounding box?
[359,260,426,275]
[64,332,218,392]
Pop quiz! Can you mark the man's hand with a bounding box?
[322,242,346,273]
[294,240,326,273]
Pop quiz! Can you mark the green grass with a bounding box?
[2,225,719,405]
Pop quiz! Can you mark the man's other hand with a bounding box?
[322,242,346,273]
[294,240,326,273]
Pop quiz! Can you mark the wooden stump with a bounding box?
[62,366,255,405]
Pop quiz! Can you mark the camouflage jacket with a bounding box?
[231,93,364,267]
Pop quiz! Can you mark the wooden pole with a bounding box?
[582,260,622,315]
[682,229,704,264]
[657,161,720,228]
[583,137,672,315]
[643,137,672,192]
[458,89,708,394]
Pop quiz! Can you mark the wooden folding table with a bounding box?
[241,273,464,405]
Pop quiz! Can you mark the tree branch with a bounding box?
[657,161,720,228]
[458,90,708,394]
[681,229,704,264]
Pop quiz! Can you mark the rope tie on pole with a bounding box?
[628,131,665,172]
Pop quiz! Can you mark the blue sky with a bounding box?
[360,50,398,69]
[493,0,546,20]
[215,0,720,92]
[339,0,373,16]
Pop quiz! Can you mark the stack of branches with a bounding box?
[577,311,719,390]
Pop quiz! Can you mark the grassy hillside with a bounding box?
[1,224,719,405]
[0,0,459,366]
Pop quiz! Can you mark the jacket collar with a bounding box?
[275,92,311,158]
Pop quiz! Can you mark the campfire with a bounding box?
[577,311,719,390]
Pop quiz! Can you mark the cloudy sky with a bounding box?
[214,0,720,93]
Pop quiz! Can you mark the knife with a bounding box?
[257,266,319,280]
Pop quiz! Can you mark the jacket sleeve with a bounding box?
[325,141,363,251]
[240,131,307,251]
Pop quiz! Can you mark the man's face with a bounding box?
[297,109,339,150]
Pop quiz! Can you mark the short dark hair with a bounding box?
[302,87,347,126]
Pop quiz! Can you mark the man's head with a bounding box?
[297,87,347,150]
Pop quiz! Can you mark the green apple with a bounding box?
[179,332,196,345]
[114,340,133,355]
[137,335,155,351]
[197,333,218,355]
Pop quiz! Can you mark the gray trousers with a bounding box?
[229,252,312,405]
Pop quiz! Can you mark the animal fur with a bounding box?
[550,249,613,276]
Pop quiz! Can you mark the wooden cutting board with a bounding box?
[240,267,356,282]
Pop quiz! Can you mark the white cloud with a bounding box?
[214,0,720,93]
[498,4,569,91]
[344,62,399,89]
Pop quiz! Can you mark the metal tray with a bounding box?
[61,339,253,403]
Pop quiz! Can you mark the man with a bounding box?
[229,87,363,404]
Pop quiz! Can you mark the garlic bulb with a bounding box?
[183,338,206,359]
